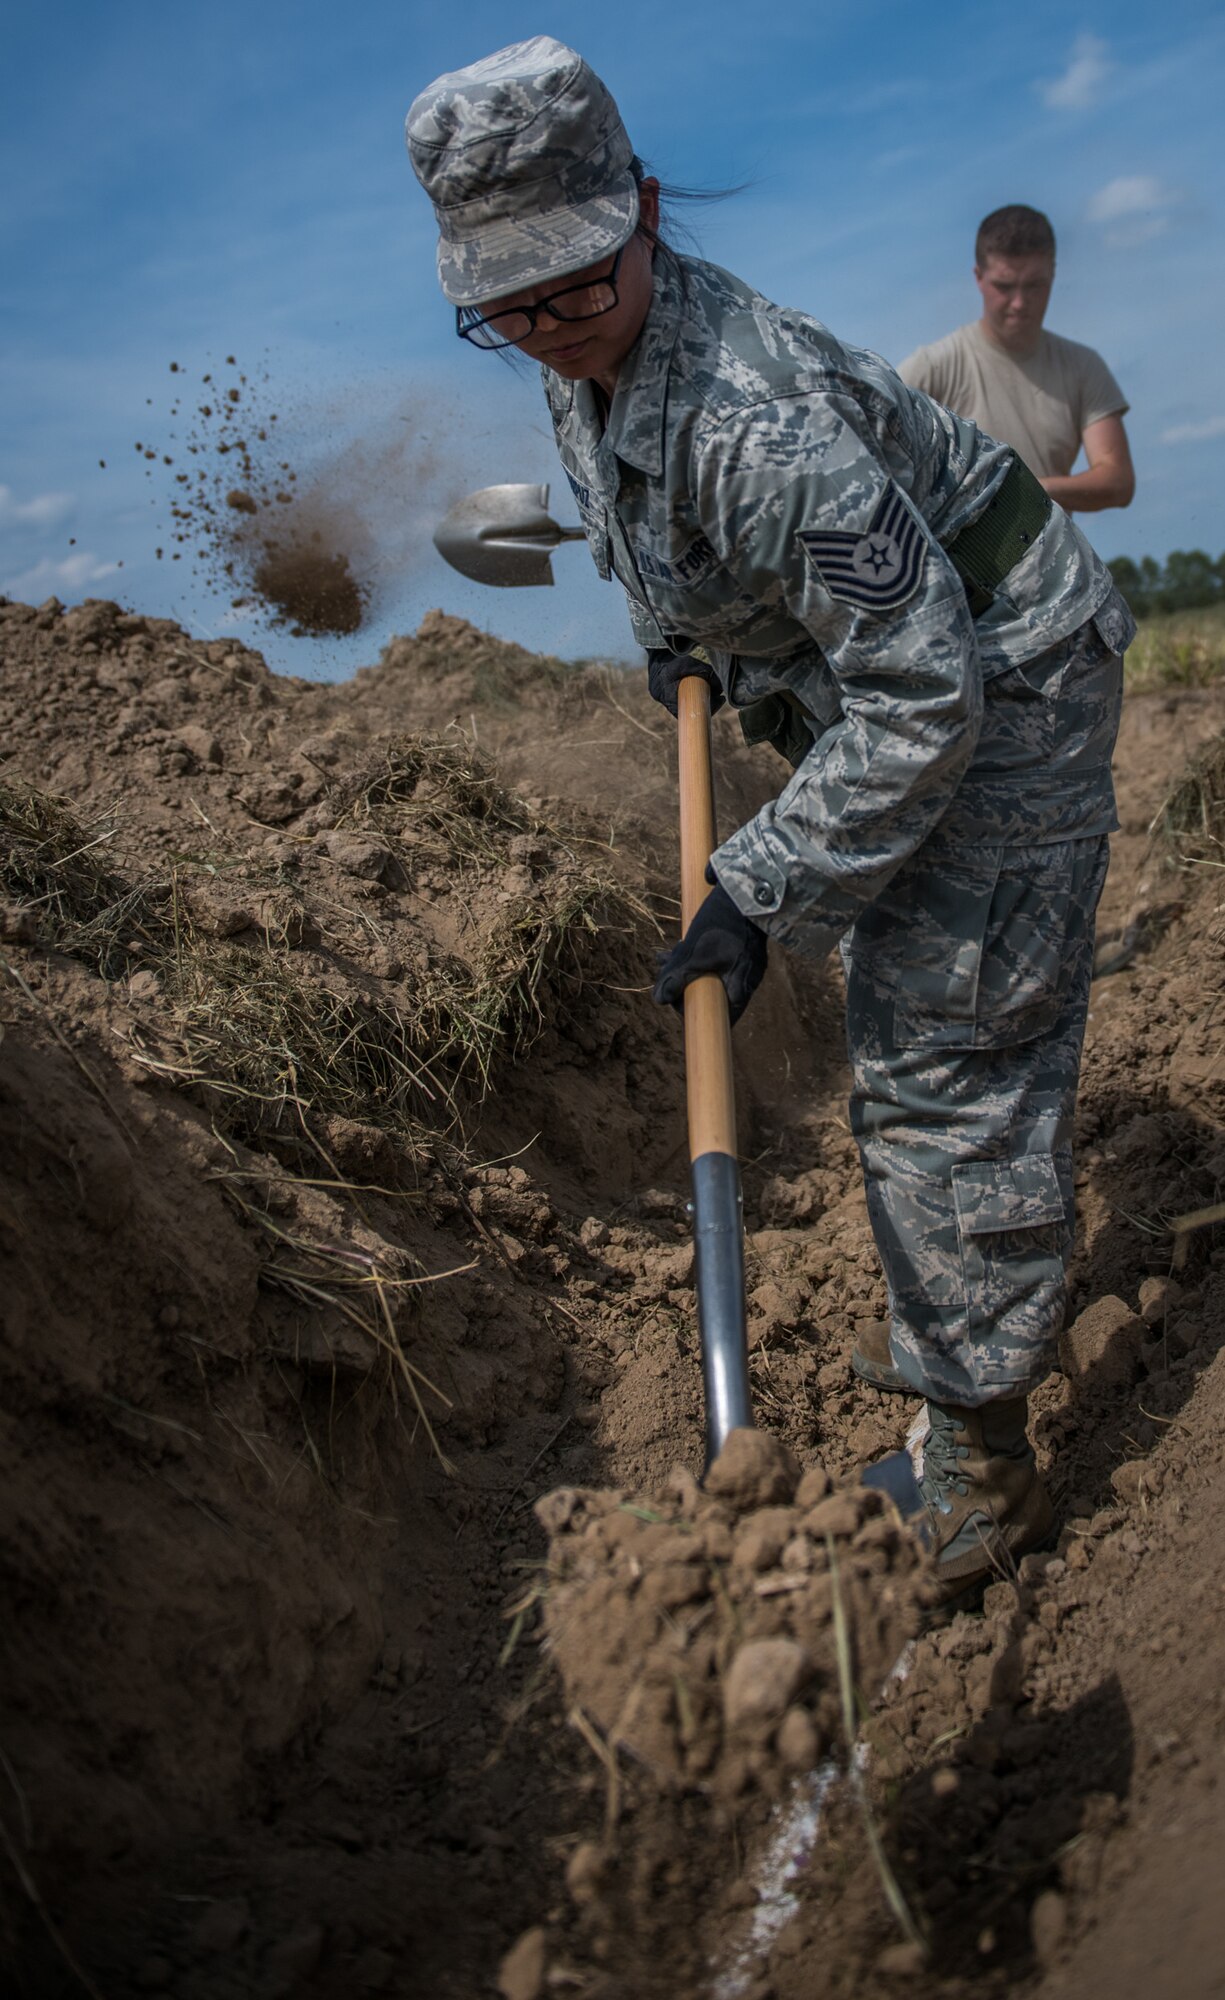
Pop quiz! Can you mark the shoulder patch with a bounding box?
[797,484,927,612]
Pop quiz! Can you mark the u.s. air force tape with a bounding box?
[797,482,927,612]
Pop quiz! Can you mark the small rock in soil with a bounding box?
[876,1940,926,1976]
[565,1839,606,1904]
[776,1703,822,1771]
[1058,1294,1145,1389]
[1138,1274,1181,1323]
[1030,1887,1068,1966]
[498,1925,548,2000]
[724,1638,809,1737]
[1110,1459,1157,1506]
[704,1427,801,1509]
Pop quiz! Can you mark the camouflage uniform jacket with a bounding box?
[543,252,1131,960]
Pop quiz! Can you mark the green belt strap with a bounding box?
[943,452,1053,618]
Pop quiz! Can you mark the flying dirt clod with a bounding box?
[143,354,371,639]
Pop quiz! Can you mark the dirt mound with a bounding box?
[1,590,1225,2000]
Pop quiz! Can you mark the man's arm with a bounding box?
[1039,413,1135,513]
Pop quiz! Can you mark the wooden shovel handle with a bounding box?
[676,676,738,1162]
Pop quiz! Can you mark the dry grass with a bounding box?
[1155,734,1225,866]
[0,780,159,976]
[1125,603,1225,694]
[159,930,453,1139]
[324,734,651,1094]
[219,1180,464,1464]
[330,733,540,853]
[0,743,650,1156]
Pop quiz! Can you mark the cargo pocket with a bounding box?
[972,650,1063,770]
[952,1153,1068,1380]
[889,848,1069,1051]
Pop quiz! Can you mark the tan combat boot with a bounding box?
[920,1396,1054,1607]
[850,1318,909,1393]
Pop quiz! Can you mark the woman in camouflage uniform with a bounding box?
[407,38,1134,1604]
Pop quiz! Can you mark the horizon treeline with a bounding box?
[1107,549,1225,618]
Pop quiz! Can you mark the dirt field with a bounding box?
[2,593,1223,2000]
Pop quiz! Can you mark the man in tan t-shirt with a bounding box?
[899,204,1135,514]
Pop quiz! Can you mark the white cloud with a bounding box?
[1160,415,1225,445]
[2,552,120,600]
[1087,174,1183,247]
[1088,175,1170,223]
[0,483,76,531]
[1038,34,1111,111]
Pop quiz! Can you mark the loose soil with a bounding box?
[1,593,1223,2000]
[139,359,370,637]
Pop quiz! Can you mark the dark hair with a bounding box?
[630,155,745,271]
[975,205,1056,267]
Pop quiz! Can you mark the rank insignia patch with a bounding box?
[797,484,927,612]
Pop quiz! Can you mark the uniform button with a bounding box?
[753,882,773,907]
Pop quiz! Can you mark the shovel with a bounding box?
[433,482,587,588]
[433,485,753,1466]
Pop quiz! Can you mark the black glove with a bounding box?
[646,648,724,718]
[653,873,768,1026]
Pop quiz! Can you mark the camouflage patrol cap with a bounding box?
[406,37,639,308]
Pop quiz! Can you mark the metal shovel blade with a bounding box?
[432,483,586,589]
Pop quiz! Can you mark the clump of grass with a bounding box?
[157,875,627,1140]
[1156,734,1225,865]
[1,748,651,1157]
[330,734,539,855]
[220,1181,463,1464]
[1125,604,1225,694]
[439,877,630,1091]
[156,924,455,1139]
[0,780,161,977]
[320,734,652,1093]
[0,782,445,1144]
[0,780,117,911]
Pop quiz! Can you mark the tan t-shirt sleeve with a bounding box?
[1077,345,1129,428]
[897,342,947,400]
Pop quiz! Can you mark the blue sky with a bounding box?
[2,1,1222,677]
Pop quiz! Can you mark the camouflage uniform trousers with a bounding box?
[841,797,1112,1409]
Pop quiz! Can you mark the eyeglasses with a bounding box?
[457,245,626,350]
